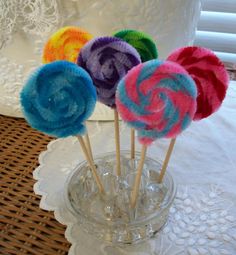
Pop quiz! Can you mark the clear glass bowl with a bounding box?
[64,151,176,245]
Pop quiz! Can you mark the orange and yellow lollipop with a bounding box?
[43,26,93,64]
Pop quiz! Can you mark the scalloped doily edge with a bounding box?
[32,138,78,250]
[33,139,61,211]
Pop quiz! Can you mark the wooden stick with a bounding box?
[114,109,121,176]
[158,138,176,183]
[77,136,104,194]
[84,132,93,161]
[131,128,135,160]
[130,145,147,208]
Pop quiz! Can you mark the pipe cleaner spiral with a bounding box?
[116,60,197,145]
[114,29,158,62]
[167,46,229,120]
[77,36,141,108]
[43,26,93,64]
[20,61,96,137]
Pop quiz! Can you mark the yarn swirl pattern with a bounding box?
[77,36,141,108]
[167,46,229,120]
[43,26,93,64]
[20,61,96,138]
[116,60,197,145]
[114,29,158,62]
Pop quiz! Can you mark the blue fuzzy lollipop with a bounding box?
[21,60,104,193]
[20,60,96,137]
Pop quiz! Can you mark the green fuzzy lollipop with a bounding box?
[113,29,158,62]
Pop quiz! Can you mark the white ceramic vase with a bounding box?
[0,0,201,119]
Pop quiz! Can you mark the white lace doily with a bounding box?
[33,84,236,255]
[0,0,59,117]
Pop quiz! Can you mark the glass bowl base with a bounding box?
[65,151,176,245]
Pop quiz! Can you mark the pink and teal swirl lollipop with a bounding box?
[116,59,197,207]
[116,59,197,145]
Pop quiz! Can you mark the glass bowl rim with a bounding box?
[64,150,177,228]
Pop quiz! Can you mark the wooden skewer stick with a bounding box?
[130,145,147,208]
[84,127,93,161]
[131,128,135,160]
[85,133,93,160]
[158,138,176,183]
[77,135,104,194]
[114,109,121,176]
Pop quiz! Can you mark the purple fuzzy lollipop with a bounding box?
[77,36,141,108]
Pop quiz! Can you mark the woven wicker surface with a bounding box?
[0,114,70,255]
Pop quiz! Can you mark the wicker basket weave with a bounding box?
[0,115,70,255]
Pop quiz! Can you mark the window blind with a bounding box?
[195,0,236,63]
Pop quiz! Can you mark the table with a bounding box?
[0,115,70,254]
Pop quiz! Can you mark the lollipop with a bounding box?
[113,29,158,159]
[78,36,141,176]
[21,61,96,137]
[114,29,158,62]
[167,46,229,120]
[20,61,104,193]
[116,60,197,145]
[116,59,197,207]
[77,36,141,108]
[43,26,93,64]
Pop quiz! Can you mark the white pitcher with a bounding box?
[0,0,201,118]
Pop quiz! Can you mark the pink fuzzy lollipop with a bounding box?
[116,60,197,145]
[116,60,197,207]
[167,46,229,120]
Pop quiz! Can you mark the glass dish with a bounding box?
[64,150,176,245]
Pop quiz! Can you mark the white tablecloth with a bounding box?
[34,81,236,255]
